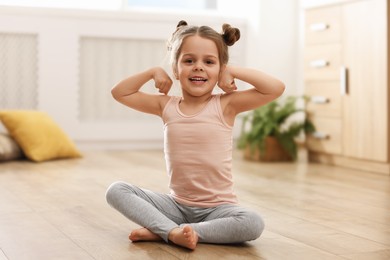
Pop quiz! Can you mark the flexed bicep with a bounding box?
[112,67,172,116]
[222,66,285,115]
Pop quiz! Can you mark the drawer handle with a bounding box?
[310,23,329,32]
[311,96,329,104]
[340,66,348,95]
[310,60,328,68]
[312,132,329,140]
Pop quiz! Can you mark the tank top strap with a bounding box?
[162,96,180,122]
[211,94,233,129]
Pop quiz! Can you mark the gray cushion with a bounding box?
[0,133,23,162]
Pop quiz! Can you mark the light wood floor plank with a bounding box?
[260,207,387,255]
[250,230,343,259]
[341,249,390,260]
[0,212,94,260]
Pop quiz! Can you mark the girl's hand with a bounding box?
[218,66,237,94]
[152,67,173,95]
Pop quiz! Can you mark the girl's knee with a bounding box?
[105,181,131,205]
[246,211,265,240]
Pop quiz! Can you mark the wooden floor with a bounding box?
[0,150,389,260]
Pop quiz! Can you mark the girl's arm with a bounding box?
[219,65,285,115]
[111,67,172,116]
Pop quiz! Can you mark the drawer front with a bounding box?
[307,117,342,154]
[304,44,341,81]
[305,81,341,118]
[305,5,341,45]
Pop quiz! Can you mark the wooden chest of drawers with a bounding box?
[303,0,390,174]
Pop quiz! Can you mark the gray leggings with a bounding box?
[106,181,264,244]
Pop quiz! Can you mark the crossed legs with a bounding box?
[106,181,263,250]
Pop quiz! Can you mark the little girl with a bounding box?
[106,20,285,250]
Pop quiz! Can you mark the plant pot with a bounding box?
[243,136,292,162]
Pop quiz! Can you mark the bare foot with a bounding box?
[168,225,198,250]
[129,227,162,242]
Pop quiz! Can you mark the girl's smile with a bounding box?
[189,76,207,83]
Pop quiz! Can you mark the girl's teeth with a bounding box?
[190,78,206,81]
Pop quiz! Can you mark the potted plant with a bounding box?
[237,96,315,161]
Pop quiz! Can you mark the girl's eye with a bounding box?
[185,59,193,64]
[206,60,215,65]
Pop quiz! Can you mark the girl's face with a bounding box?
[175,35,221,98]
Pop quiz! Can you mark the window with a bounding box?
[126,0,216,11]
[0,0,217,11]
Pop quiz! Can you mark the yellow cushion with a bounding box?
[0,110,82,162]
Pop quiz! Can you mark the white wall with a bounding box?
[257,0,300,96]
[218,0,301,96]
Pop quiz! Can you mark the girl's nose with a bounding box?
[193,62,204,71]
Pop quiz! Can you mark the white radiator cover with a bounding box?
[78,36,167,121]
[0,33,38,109]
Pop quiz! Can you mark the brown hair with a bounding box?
[167,20,240,70]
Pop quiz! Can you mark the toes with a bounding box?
[129,232,137,241]
[169,226,198,250]
[183,226,192,236]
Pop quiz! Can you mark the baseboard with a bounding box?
[308,152,390,175]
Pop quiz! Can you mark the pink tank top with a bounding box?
[162,94,238,207]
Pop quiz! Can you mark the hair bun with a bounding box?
[177,20,188,28]
[168,20,189,51]
[222,24,240,46]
